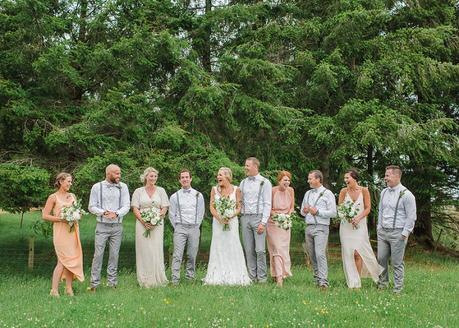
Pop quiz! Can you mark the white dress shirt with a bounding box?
[169,187,205,228]
[239,174,272,224]
[300,185,337,225]
[378,183,417,237]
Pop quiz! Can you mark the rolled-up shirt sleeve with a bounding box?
[115,184,130,217]
[316,190,337,219]
[402,192,417,237]
[88,183,105,216]
[300,192,308,217]
[261,180,272,224]
[198,193,205,221]
[168,194,177,228]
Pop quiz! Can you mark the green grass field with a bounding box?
[0,212,458,327]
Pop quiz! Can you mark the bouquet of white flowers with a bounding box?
[140,205,162,237]
[272,213,292,230]
[337,200,360,229]
[214,197,236,231]
[60,199,86,232]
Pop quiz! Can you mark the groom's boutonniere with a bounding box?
[260,180,265,187]
[319,191,325,198]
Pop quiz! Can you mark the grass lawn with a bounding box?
[0,212,458,327]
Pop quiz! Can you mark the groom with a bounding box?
[300,170,336,289]
[239,157,272,283]
[169,169,205,285]
[377,165,417,293]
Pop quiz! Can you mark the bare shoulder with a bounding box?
[339,187,347,195]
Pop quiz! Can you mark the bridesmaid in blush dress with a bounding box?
[267,170,294,287]
[338,169,383,288]
[42,173,84,297]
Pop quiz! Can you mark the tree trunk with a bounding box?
[20,211,24,228]
[412,166,434,248]
[366,145,375,232]
[28,237,35,270]
[78,0,88,42]
[320,152,330,188]
[202,0,212,72]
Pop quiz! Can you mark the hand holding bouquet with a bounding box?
[140,205,162,237]
[214,197,236,231]
[61,199,87,232]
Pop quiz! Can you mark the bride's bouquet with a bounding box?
[337,200,360,229]
[140,204,162,237]
[214,197,236,231]
[272,213,292,230]
[61,199,86,232]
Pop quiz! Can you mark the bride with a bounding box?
[339,169,382,288]
[203,167,251,286]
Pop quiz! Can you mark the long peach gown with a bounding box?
[53,195,84,282]
[267,189,292,279]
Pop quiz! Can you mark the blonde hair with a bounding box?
[218,167,233,183]
[140,167,159,185]
[54,172,72,189]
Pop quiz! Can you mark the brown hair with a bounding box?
[345,169,359,182]
[309,170,323,183]
[246,157,260,168]
[54,172,72,189]
[178,169,192,179]
[385,165,402,177]
[277,170,292,183]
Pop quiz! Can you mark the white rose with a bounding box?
[72,211,81,221]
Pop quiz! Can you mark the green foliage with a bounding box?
[0,0,457,244]
[0,163,51,215]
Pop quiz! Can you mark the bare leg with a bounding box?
[276,276,283,287]
[51,261,64,296]
[354,250,363,276]
[63,268,74,295]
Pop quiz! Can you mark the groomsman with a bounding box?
[300,170,336,289]
[169,169,205,285]
[377,165,416,293]
[239,157,272,283]
[88,164,130,291]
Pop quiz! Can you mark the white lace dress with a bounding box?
[203,186,251,286]
[339,192,383,288]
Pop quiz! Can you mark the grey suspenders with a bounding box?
[241,178,265,215]
[176,190,201,224]
[380,188,407,228]
[99,182,122,223]
[306,189,326,224]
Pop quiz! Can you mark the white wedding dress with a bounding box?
[339,192,383,288]
[203,186,251,286]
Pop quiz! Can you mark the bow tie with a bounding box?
[107,183,121,189]
[248,176,256,181]
[388,188,396,192]
[183,189,192,193]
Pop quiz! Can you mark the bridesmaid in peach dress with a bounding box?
[267,170,295,287]
[42,173,84,296]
